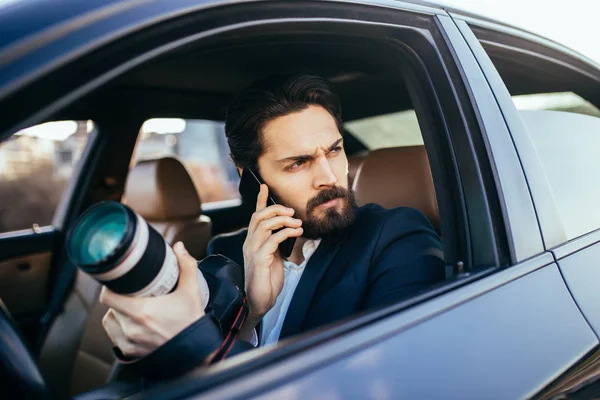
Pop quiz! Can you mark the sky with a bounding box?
[437,0,600,64]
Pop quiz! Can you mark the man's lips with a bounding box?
[316,198,340,209]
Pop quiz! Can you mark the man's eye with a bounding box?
[287,160,305,171]
[330,146,342,154]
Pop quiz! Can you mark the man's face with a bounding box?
[256,105,357,239]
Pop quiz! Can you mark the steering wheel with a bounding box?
[0,299,53,399]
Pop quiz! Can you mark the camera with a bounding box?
[66,201,209,305]
[67,201,248,367]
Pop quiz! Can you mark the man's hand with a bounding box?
[242,184,303,321]
[100,242,205,358]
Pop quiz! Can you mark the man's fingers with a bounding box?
[260,227,304,255]
[250,217,302,250]
[102,309,118,338]
[256,184,268,212]
[112,309,150,346]
[99,287,144,319]
[258,216,302,232]
[102,309,126,347]
[248,205,295,233]
[106,309,159,356]
[173,242,201,292]
[110,309,135,340]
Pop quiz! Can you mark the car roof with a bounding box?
[2,0,598,131]
[0,0,570,52]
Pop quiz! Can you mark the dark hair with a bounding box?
[224,74,342,170]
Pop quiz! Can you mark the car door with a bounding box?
[124,6,596,400]
[0,1,595,399]
[456,13,600,398]
[0,120,100,346]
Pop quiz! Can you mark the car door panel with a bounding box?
[556,241,600,338]
[252,264,596,400]
[0,251,52,316]
[0,229,59,344]
[0,229,57,317]
[183,255,595,400]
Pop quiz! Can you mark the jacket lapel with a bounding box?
[279,236,343,340]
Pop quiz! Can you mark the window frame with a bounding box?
[113,10,510,398]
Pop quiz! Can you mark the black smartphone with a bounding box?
[238,169,296,258]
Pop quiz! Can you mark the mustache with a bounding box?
[306,186,350,212]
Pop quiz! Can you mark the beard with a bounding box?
[293,186,358,240]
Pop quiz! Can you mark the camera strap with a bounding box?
[112,255,250,381]
[210,297,249,363]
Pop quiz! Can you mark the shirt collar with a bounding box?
[302,238,321,260]
[283,238,322,271]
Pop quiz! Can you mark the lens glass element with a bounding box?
[68,203,128,266]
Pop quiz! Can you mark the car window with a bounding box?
[0,121,94,234]
[132,119,240,206]
[344,109,423,150]
[521,110,600,240]
[472,26,600,242]
[510,93,600,241]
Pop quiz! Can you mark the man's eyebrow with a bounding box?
[327,138,344,151]
[276,138,344,164]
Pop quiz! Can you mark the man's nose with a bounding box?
[313,156,338,188]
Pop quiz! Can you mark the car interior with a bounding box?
[16,29,455,398]
[13,10,596,397]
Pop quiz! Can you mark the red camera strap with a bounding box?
[210,298,249,363]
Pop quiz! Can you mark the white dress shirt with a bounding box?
[249,239,321,346]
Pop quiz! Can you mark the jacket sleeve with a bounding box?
[362,207,446,311]
[113,315,255,383]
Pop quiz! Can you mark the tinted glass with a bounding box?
[521,110,600,240]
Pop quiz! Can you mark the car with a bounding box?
[1,0,600,399]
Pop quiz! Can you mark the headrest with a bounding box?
[347,151,368,187]
[352,146,439,231]
[124,157,202,221]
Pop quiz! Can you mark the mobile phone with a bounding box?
[238,169,297,258]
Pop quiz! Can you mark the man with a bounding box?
[100,74,445,378]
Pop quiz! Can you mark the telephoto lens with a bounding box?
[66,201,209,304]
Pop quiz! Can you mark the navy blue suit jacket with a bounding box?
[119,204,446,381]
[208,204,446,341]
